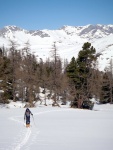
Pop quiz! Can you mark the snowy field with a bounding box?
[0,103,113,150]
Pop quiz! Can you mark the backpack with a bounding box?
[26,110,30,117]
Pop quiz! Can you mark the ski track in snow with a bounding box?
[9,116,36,150]
[9,108,74,150]
[14,128,31,150]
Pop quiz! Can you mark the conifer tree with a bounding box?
[50,42,62,107]
[66,42,97,108]
[0,50,12,103]
[100,73,111,103]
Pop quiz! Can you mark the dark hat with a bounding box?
[26,108,29,111]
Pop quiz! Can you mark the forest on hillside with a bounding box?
[0,41,113,108]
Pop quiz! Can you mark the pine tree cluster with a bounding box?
[0,42,113,108]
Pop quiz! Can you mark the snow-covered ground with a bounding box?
[0,102,113,150]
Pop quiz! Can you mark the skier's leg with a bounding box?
[26,116,30,127]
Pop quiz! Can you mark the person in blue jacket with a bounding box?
[24,108,33,127]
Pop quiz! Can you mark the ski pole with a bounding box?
[32,115,36,127]
[24,118,26,127]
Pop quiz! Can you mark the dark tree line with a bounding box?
[0,42,113,108]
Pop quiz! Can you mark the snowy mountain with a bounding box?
[0,24,113,71]
[60,24,113,39]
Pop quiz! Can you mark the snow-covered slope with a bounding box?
[0,103,113,150]
[0,24,113,71]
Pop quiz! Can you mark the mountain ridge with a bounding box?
[0,24,113,71]
[1,24,113,38]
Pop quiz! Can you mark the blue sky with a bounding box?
[0,0,113,30]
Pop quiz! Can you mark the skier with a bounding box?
[24,108,33,127]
